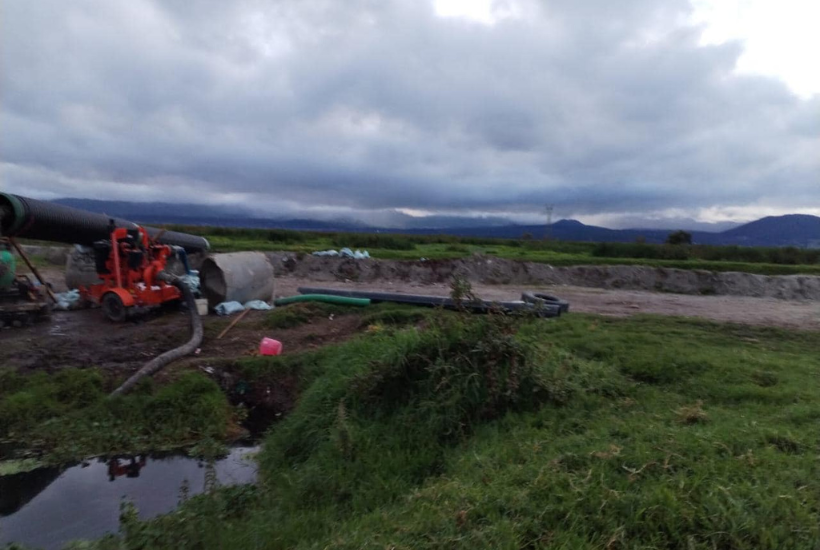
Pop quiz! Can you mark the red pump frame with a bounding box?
[80,226,181,311]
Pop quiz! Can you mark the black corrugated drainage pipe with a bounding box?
[0,193,209,252]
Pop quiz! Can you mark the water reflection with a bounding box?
[107,455,147,481]
[0,446,258,550]
[0,466,61,516]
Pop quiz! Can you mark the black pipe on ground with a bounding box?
[0,193,209,252]
[297,287,564,317]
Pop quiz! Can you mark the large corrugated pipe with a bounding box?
[0,193,209,252]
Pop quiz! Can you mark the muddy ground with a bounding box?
[0,306,362,375]
[2,259,818,378]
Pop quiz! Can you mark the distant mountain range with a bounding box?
[403,216,820,247]
[52,199,820,248]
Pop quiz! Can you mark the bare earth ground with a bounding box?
[1,264,817,375]
[1,265,365,374]
[0,306,364,376]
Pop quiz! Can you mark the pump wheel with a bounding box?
[102,292,128,322]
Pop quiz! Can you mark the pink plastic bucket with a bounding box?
[259,337,283,356]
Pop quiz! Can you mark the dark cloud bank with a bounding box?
[1,0,818,227]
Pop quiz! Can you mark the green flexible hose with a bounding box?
[274,294,371,307]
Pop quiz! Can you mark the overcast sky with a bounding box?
[1,0,818,227]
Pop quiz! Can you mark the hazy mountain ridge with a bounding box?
[51,199,820,248]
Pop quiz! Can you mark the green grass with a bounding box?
[357,302,432,328]
[86,312,820,549]
[591,242,820,265]
[208,236,820,275]
[0,370,232,464]
[264,302,356,329]
[263,302,433,332]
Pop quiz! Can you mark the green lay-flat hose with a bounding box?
[274,294,371,307]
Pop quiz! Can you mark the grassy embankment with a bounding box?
[71,304,820,549]
[0,303,424,472]
[0,371,234,473]
[165,225,820,276]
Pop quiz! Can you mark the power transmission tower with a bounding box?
[544,204,554,240]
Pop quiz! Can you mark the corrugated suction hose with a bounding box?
[109,273,204,397]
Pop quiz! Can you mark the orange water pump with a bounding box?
[81,225,182,321]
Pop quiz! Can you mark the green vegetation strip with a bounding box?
[0,370,232,465]
[159,224,820,276]
[84,311,820,549]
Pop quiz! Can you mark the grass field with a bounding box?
[0,370,233,470]
[83,306,820,549]
[164,225,820,276]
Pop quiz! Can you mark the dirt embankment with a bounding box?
[269,253,820,301]
[25,245,820,301]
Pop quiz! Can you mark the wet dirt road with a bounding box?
[275,277,820,331]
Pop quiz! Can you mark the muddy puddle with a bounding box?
[0,446,259,549]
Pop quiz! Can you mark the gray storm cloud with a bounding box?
[1,0,818,223]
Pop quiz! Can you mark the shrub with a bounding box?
[666,230,692,245]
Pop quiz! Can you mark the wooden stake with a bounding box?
[8,238,58,303]
[217,307,251,340]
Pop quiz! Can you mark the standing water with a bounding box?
[0,446,258,549]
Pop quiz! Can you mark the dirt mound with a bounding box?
[18,245,70,266]
[269,253,820,301]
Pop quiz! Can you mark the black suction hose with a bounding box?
[109,274,204,397]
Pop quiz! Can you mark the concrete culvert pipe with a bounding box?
[200,252,274,307]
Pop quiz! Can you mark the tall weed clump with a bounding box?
[350,315,543,441]
[259,312,627,519]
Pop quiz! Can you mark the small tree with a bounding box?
[666,230,692,245]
